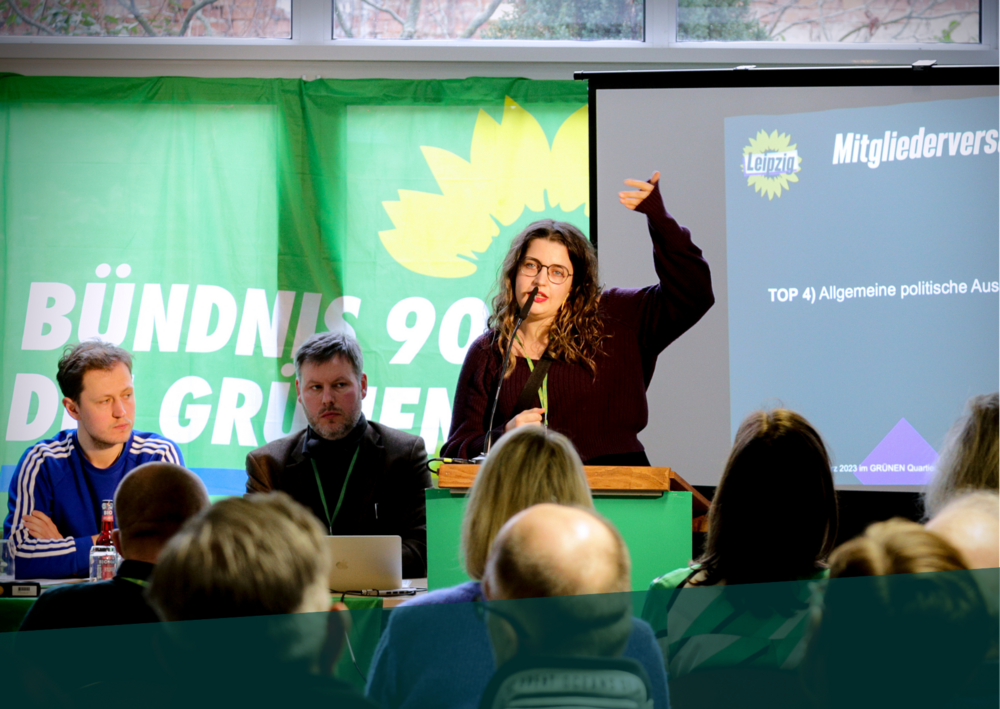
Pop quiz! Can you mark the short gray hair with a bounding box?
[484,506,633,658]
[933,490,1000,520]
[294,331,364,381]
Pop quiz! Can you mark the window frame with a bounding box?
[0,0,995,65]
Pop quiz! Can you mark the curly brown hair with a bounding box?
[489,220,606,377]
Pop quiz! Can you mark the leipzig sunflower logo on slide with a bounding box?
[742,130,802,200]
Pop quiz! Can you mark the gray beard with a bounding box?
[306,409,361,441]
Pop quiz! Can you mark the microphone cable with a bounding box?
[426,456,478,472]
[484,286,538,454]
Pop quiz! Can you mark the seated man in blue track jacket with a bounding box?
[3,340,184,579]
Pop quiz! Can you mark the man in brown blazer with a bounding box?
[245,331,432,578]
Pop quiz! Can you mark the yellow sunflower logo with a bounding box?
[742,130,802,200]
[379,97,588,278]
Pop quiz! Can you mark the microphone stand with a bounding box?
[479,286,538,459]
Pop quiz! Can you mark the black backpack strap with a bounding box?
[515,357,553,411]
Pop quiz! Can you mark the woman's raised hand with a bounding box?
[618,171,661,210]
[505,408,545,432]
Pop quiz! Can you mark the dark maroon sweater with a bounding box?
[441,183,715,463]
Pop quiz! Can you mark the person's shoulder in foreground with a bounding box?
[18,561,159,632]
[400,580,483,607]
[365,581,491,709]
[649,566,696,591]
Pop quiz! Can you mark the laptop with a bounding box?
[324,535,404,592]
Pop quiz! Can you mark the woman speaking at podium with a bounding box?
[441,172,714,466]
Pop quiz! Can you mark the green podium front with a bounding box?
[426,465,707,592]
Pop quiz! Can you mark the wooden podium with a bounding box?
[426,465,710,592]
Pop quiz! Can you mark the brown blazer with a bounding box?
[245,421,432,578]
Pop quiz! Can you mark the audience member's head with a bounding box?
[925,491,1000,570]
[461,425,592,580]
[805,518,990,709]
[924,393,999,519]
[148,492,331,621]
[484,503,631,600]
[696,409,837,586]
[147,493,359,700]
[112,462,210,563]
[828,517,968,577]
[482,504,633,665]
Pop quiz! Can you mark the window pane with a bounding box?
[333,0,643,40]
[677,0,979,43]
[0,0,291,37]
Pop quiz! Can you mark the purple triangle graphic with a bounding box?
[857,418,938,485]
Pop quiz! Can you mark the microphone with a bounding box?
[516,286,537,321]
[481,286,538,458]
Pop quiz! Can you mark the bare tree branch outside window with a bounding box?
[0,0,291,36]
[0,0,976,42]
[677,0,980,43]
[329,0,974,42]
[332,0,644,40]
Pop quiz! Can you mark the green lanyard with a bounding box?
[311,445,361,534]
[120,577,148,588]
[516,335,549,427]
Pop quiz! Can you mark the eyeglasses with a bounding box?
[519,258,573,285]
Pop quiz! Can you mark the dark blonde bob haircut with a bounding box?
[460,425,593,580]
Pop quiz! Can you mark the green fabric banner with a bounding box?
[0,75,588,494]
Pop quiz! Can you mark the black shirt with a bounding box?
[246,418,432,578]
[19,559,160,631]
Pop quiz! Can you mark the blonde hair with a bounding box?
[804,518,989,709]
[924,393,999,519]
[829,518,968,578]
[461,426,593,580]
[148,492,331,621]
